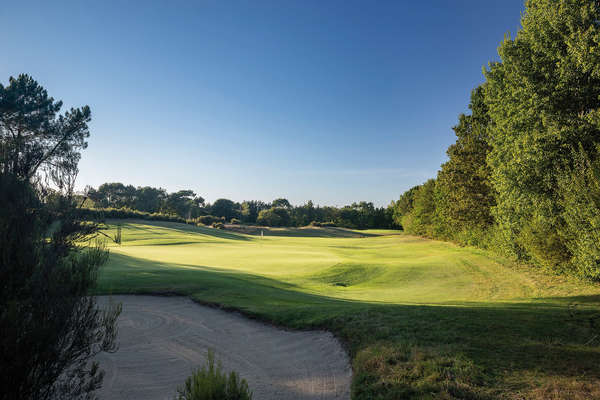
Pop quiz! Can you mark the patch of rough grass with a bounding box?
[514,378,600,400]
[353,343,489,400]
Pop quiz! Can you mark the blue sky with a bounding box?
[1,1,524,206]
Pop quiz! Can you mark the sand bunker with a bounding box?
[96,295,351,400]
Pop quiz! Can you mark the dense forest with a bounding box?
[82,182,396,229]
[391,0,600,281]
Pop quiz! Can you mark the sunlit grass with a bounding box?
[97,219,600,399]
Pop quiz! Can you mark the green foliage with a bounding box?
[484,0,600,266]
[256,207,291,227]
[309,220,336,227]
[212,222,225,229]
[230,218,241,225]
[391,185,420,228]
[394,0,600,281]
[435,86,495,245]
[558,145,600,280]
[0,74,121,399]
[0,74,90,187]
[271,198,291,209]
[401,179,437,237]
[196,215,226,226]
[165,190,204,219]
[78,207,188,224]
[175,350,252,400]
[211,199,239,221]
[240,200,270,223]
[86,183,203,219]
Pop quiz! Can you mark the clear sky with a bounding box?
[2,1,524,207]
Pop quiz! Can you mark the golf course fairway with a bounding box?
[97,220,600,399]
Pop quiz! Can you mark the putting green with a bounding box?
[97,219,600,399]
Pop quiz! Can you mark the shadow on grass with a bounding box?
[223,224,385,238]
[98,252,600,400]
[106,219,252,241]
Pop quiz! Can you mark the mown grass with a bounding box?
[96,219,600,399]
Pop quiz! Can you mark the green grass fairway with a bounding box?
[97,219,600,399]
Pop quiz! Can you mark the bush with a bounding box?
[176,350,252,400]
[230,218,241,225]
[256,207,290,227]
[309,221,336,227]
[196,215,226,226]
[212,222,225,229]
[77,207,186,223]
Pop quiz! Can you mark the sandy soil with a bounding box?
[96,295,351,400]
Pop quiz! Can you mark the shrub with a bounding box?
[256,207,290,227]
[212,222,225,229]
[77,207,186,223]
[230,218,241,225]
[176,350,252,400]
[196,215,225,226]
[309,221,336,227]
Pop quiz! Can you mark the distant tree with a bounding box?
[292,200,316,226]
[272,198,292,209]
[402,179,437,237]
[165,190,203,219]
[392,185,420,228]
[240,200,270,223]
[210,198,239,221]
[135,186,168,213]
[256,207,290,227]
[256,208,281,227]
[0,74,120,400]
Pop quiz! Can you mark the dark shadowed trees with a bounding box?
[210,198,239,221]
[0,74,120,400]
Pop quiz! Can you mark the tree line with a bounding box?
[391,0,600,281]
[84,183,396,229]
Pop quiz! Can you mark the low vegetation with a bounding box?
[176,350,252,400]
[97,220,600,399]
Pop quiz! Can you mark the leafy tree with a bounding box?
[435,86,495,245]
[558,145,600,279]
[210,198,239,221]
[0,74,120,400]
[484,0,600,268]
[292,200,316,226]
[134,186,168,213]
[240,200,270,223]
[256,207,290,227]
[392,185,421,227]
[165,190,203,219]
[402,179,437,237]
[272,198,292,209]
[89,182,136,208]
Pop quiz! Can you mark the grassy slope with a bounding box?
[96,219,600,399]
